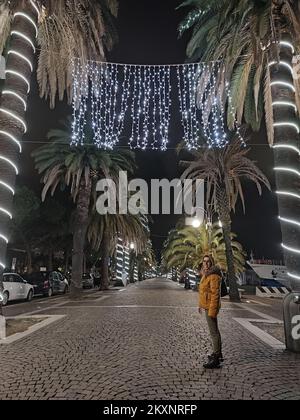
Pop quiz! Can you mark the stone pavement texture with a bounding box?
[0,278,300,400]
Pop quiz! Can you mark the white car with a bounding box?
[1,273,34,306]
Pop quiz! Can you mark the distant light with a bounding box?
[192,219,201,228]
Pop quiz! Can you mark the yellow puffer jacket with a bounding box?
[199,267,222,319]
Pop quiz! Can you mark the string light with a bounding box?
[274,167,300,178]
[280,41,295,54]
[0,2,38,268]
[14,13,38,38]
[270,81,295,92]
[269,61,294,76]
[0,234,9,245]
[0,156,19,175]
[0,108,27,133]
[271,41,300,287]
[282,244,300,255]
[288,273,300,281]
[7,50,33,72]
[0,208,13,220]
[72,60,244,150]
[272,101,297,112]
[2,90,27,111]
[11,31,36,53]
[0,131,22,153]
[5,69,30,93]
[30,0,40,18]
[116,237,124,284]
[276,191,300,200]
[273,144,300,155]
[273,122,299,133]
[0,181,15,195]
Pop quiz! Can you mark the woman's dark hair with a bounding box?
[202,255,215,267]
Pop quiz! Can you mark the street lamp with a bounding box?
[192,219,201,229]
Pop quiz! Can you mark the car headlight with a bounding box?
[0,292,3,303]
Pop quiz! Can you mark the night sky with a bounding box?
[20,0,283,261]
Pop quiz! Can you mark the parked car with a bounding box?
[1,273,34,306]
[82,274,94,289]
[24,271,69,297]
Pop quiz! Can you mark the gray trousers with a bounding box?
[205,311,222,355]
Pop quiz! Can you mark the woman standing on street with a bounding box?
[199,255,223,369]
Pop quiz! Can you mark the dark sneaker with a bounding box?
[203,355,221,370]
[208,353,224,363]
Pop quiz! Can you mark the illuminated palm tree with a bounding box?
[162,223,246,275]
[0,0,118,273]
[32,122,134,296]
[179,0,300,291]
[180,135,270,301]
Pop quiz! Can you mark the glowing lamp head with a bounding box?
[192,219,201,229]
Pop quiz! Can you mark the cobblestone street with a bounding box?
[0,278,300,400]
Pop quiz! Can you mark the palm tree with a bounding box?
[0,0,118,272]
[32,123,135,296]
[180,135,270,301]
[88,213,149,290]
[162,223,246,275]
[179,0,300,291]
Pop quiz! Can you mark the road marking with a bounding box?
[232,303,285,350]
[0,315,66,345]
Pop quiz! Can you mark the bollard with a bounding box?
[283,292,300,353]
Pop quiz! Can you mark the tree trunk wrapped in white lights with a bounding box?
[0,1,39,273]
[271,39,300,293]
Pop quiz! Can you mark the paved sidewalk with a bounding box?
[0,278,299,400]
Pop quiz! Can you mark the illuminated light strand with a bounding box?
[270,81,296,92]
[274,167,300,178]
[0,2,37,270]
[0,181,15,195]
[5,69,30,93]
[14,13,38,38]
[272,101,297,112]
[273,122,299,133]
[0,131,22,153]
[280,41,295,54]
[0,234,9,244]
[273,144,300,155]
[2,90,27,111]
[288,272,300,281]
[0,108,27,133]
[11,31,36,53]
[30,0,40,18]
[72,60,244,150]
[276,191,300,200]
[7,50,33,72]
[269,61,293,76]
[0,208,13,220]
[0,155,19,175]
[282,244,300,255]
[279,216,300,228]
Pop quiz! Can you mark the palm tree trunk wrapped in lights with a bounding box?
[179,0,300,292]
[0,0,118,286]
[180,136,270,301]
[271,39,300,292]
[0,1,38,275]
